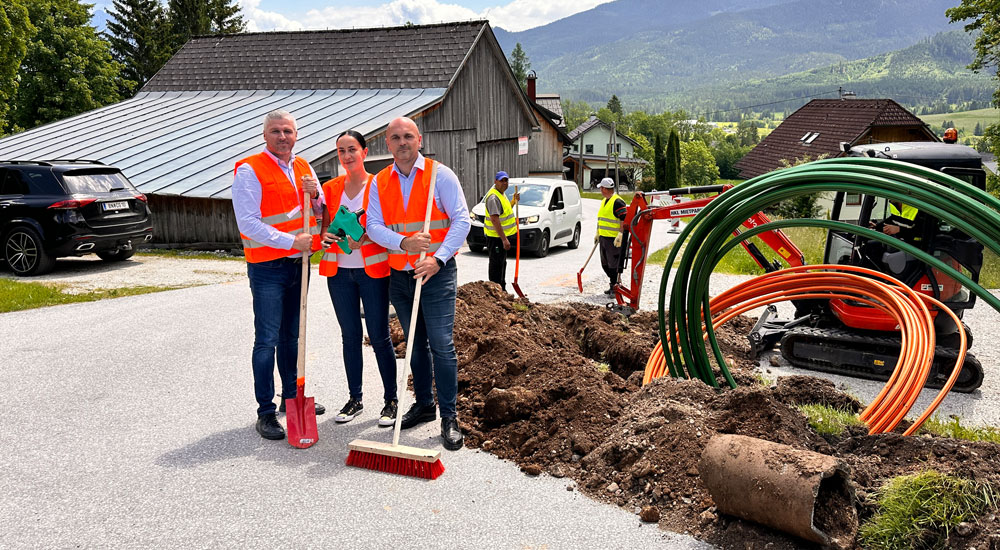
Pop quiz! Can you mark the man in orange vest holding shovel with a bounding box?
[233,109,326,441]
[366,117,471,451]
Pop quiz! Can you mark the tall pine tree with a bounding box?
[168,0,209,49]
[207,0,244,33]
[508,43,530,90]
[607,94,622,116]
[665,129,681,190]
[105,0,172,94]
[10,0,129,130]
[0,0,34,133]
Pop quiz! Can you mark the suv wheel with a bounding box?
[97,248,136,262]
[5,227,55,276]
[567,223,581,249]
[535,230,550,258]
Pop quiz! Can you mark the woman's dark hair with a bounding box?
[337,129,366,149]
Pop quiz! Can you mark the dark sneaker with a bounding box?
[256,413,285,440]
[334,398,363,423]
[378,400,398,427]
[441,417,464,450]
[280,397,326,415]
[400,402,437,429]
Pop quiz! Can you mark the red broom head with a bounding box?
[346,450,445,480]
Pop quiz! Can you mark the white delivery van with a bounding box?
[467,178,584,257]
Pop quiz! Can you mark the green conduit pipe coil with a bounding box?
[656,157,1000,388]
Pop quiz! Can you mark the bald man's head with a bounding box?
[386,117,422,170]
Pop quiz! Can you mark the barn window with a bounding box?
[585,144,593,154]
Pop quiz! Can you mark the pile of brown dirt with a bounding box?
[396,282,1000,549]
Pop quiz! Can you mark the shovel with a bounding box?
[511,184,526,299]
[286,187,319,449]
[577,238,599,293]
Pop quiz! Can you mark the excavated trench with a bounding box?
[386,282,1000,549]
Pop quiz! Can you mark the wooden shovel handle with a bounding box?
[392,162,439,446]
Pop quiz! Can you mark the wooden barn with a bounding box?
[0,21,544,247]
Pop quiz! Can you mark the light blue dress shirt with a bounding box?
[366,153,471,270]
[232,149,325,250]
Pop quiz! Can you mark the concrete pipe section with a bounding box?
[699,434,857,549]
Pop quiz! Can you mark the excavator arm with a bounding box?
[614,186,805,311]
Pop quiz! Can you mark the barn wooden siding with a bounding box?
[528,121,564,176]
[148,195,241,249]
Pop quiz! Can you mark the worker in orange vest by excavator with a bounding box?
[233,109,326,442]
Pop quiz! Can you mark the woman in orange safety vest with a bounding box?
[319,130,397,426]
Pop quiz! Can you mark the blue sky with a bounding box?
[93,0,611,33]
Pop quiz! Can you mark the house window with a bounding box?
[572,144,579,152]
[800,132,820,144]
[845,193,861,206]
[607,144,621,154]
[585,144,593,154]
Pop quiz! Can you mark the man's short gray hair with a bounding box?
[263,109,296,131]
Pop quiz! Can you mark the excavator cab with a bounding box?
[774,141,988,392]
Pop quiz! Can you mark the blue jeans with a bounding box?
[247,257,305,417]
[326,268,397,402]
[389,258,459,418]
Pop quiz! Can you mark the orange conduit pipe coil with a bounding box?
[642,265,966,435]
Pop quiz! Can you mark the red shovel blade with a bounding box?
[285,394,318,449]
[577,271,584,293]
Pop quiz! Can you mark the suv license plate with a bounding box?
[102,201,128,211]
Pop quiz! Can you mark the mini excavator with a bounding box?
[613,140,987,392]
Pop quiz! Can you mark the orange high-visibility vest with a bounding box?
[235,152,321,263]
[376,158,452,270]
[318,174,389,278]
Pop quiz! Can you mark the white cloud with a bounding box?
[239,0,306,32]
[240,0,611,33]
[483,0,610,32]
[305,0,479,29]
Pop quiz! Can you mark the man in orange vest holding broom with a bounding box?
[366,117,471,451]
[233,109,326,441]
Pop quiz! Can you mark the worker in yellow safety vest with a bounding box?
[483,170,520,291]
[596,177,627,295]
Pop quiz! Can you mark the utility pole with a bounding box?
[612,122,619,187]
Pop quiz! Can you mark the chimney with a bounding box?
[526,70,537,102]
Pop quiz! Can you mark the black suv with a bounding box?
[0,160,153,276]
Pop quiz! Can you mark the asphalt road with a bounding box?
[4,197,999,548]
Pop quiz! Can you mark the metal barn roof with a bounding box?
[0,88,445,199]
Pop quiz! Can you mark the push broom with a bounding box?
[286,188,319,449]
[345,166,445,479]
[511,184,526,299]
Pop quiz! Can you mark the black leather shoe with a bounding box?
[279,397,326,416]
[441,417,464,450]
[400,402,437,429]
[256,413,285,440]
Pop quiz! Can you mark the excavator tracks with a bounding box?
[779,326,984,393]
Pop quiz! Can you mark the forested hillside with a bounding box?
[498,0,986,114]
[662,30,995,118]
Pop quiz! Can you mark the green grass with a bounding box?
[981,248,1000,289]
[0,279,182,313]
[647,225,827,272]
[921,107,1000,136]
[795,404,864,437]
[859,470,998,550]
[916,415,1000,444]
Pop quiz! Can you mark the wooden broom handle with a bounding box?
[393,162,439,446]
[296,188,310,387]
